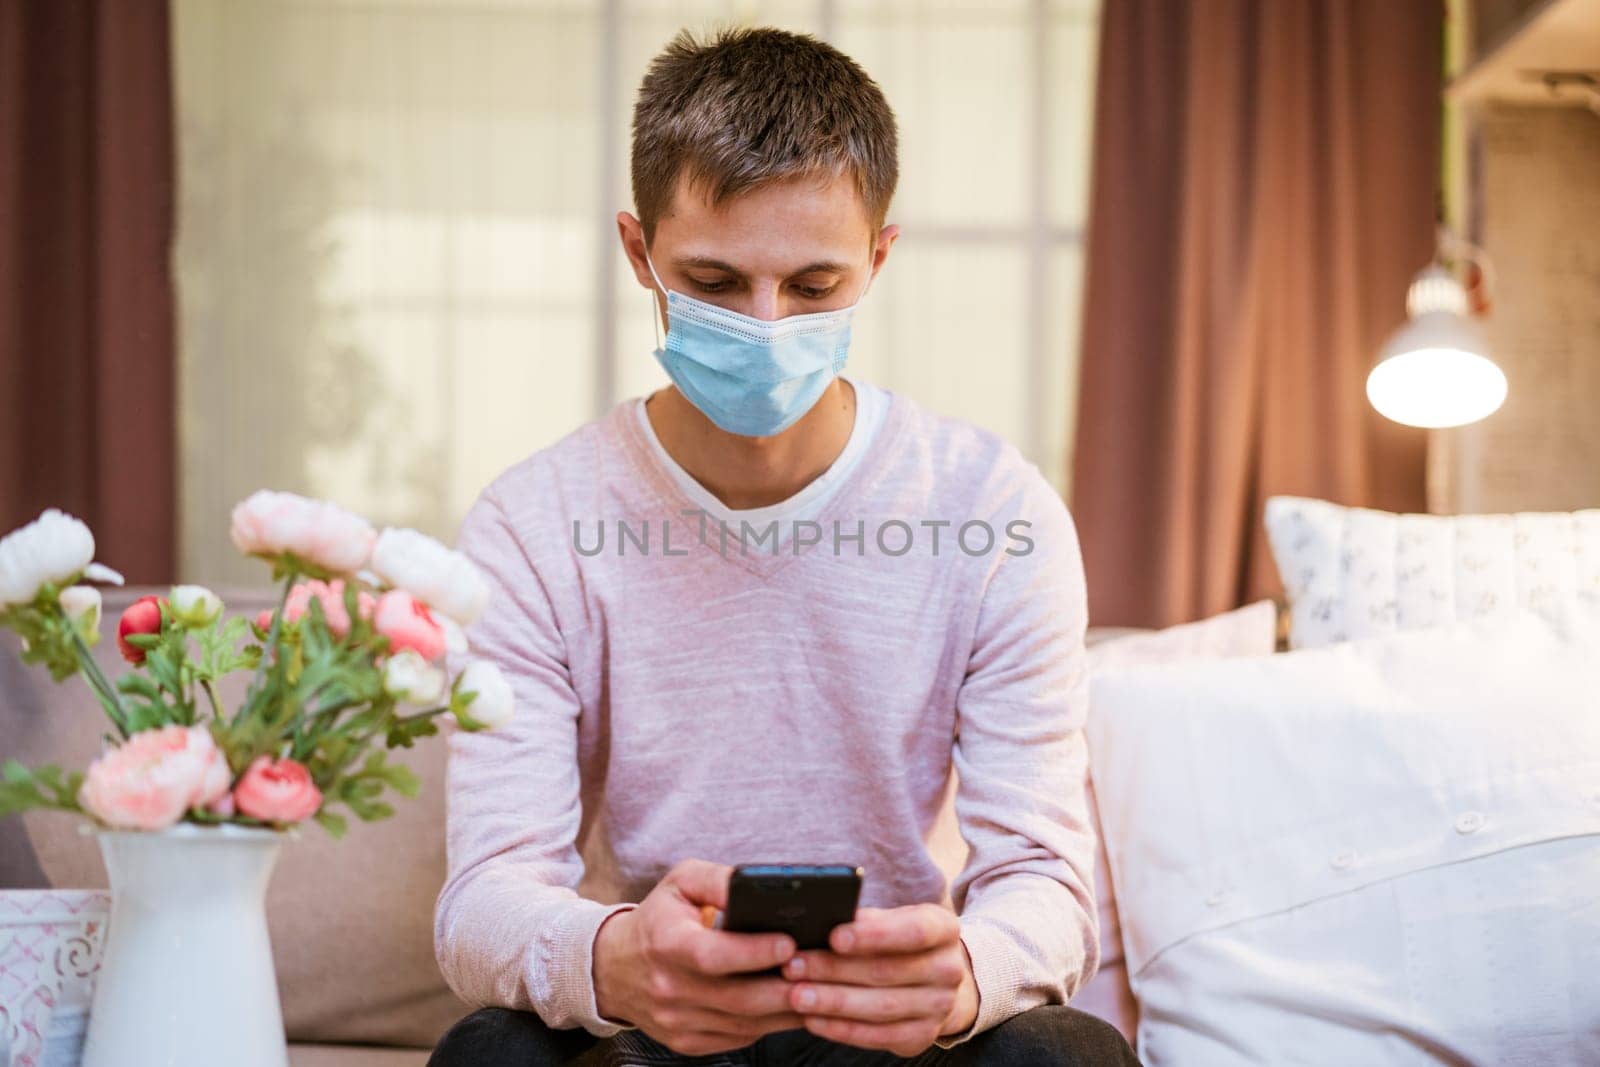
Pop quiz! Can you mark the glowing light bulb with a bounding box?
[1367,266,1506,429]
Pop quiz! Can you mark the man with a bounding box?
[430,25,1137,1067]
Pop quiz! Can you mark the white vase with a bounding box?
[80,824,289,1067]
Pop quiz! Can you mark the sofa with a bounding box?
[10,492,1597,1066]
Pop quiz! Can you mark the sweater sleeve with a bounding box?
[432,488,636,1035]
[934,480,1100,1047]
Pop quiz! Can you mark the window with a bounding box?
[174,0,1099,583]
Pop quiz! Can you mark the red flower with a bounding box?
[233,756,322,824]
[116,594,166,664]
[373,590,447,662]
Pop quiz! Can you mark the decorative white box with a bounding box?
[0,890,110,1067]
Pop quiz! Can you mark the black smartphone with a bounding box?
[723,864,863,951]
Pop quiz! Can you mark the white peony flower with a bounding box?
[229,490,376,575]
[58,585,103,639]
[84,562,124,586]
[169,584,223,628]
[455,660,513,730]
[0,509,97,607]
[369,527,490,626]
[383,650,446,705]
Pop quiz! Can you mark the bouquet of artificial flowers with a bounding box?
[0,491,510,837]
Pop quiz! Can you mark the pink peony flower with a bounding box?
[229,490,376,575]
[78,725,233,831]
[116,594,166,665]
[282,579,375,637]
[233,756,321,824]
[373,590,446,661]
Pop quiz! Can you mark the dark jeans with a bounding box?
[429,1004,1140,1066]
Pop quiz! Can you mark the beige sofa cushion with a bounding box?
[0,586,465,1050]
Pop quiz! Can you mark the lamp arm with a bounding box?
[1435,225,1495,309]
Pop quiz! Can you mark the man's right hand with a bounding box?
[592,859,804,1056]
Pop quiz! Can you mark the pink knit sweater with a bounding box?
[433,393,1099,1045]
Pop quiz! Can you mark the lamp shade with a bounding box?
[1366,266,1506,429]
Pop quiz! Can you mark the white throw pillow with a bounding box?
[1075,601,1277,1042]
[1087,613,1600,1065]
[1264,495,1600,648]
[927,601,1278,1045]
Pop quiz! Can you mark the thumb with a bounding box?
[665,858,733,910]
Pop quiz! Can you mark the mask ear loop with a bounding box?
[849,253,878,310]
[643,248,668,352]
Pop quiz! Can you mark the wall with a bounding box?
[171,0,1101,585]
[1443,106,1600,513]
[1437,2,1600,514]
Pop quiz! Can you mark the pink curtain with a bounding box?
[1072,0,1439,628]
[0,0,177,583]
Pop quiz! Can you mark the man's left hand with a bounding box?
[780,904,979,1055]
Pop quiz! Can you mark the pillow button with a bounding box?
[1330,850,1357,871]
[1454,811,1486,835]
[1204,889,1230,907]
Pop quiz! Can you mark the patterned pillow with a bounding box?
[1265,496,1600,649]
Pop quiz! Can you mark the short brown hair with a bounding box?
[630,26,899,245]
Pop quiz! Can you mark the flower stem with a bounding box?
[236,571,296,729]
[200,677,223,721]
[69,627,130,739]
[395,704,452,725]
[360,703,452,746]
[319,703,449,782]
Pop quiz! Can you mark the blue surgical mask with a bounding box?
[644,250,872,438]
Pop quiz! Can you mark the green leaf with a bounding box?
[356,749,403,782]
[123,703,160,733]
[351,800,394,822]
[313,809,349,839]
[4,603,84,682]
[0,761,83,817]
[346,778,383,801]
[385,715,439,749]
[116,674,164,700]
[192,614,256,684]
[263,551,337,584]
[58,770,85,807]
[381,762,420,798]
